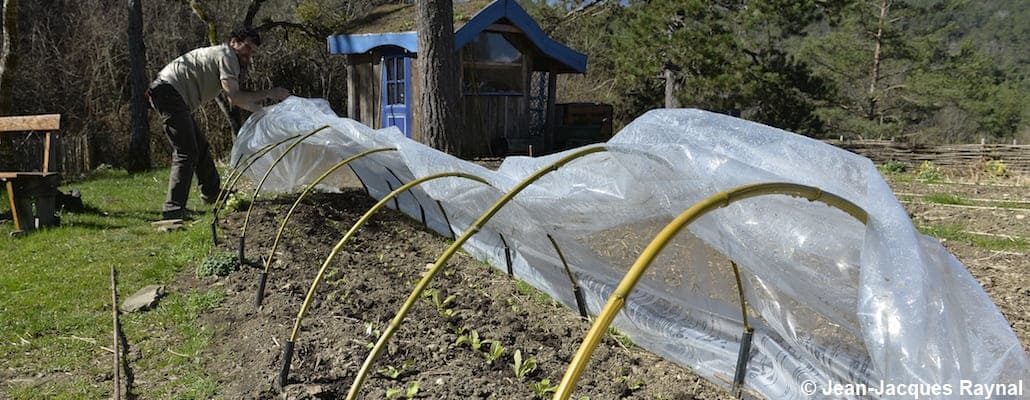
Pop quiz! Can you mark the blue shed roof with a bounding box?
[326,0,587,73]
[328,32,418,54]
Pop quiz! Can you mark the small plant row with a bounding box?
[879,160,1015,182]
[420,286,557,398]
[422,285,645,399]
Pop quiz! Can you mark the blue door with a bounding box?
[381,51,412,137]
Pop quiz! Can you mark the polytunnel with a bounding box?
[230,97,1029,399]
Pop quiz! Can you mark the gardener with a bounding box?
[148,26,290,222]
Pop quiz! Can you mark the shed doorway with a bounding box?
[381,51,412,137]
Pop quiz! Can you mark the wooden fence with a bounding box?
[37,132,1030,179]
[825,140,1030,176]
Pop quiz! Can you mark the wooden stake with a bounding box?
[111,267,121,400]
[43,132,52,174]
[5,180,21,232]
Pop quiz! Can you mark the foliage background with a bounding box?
[3,0,1026,171]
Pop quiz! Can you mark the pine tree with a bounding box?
[608,0,831,133]
[416,0,463,156]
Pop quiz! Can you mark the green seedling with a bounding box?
[614,375,645,392]
[365,321,383,349]
[506,298,521,313]
[406,381,421,398]
[455,329,483,351]
[424,288,457,318]
[387,381,421,399]
[421,288,438,302]
[379,365,403,380]
[512,349,537,380]
[607,326,634,349]
[529,378,558,399]
[377,360,412,380]
[483,340,505,364]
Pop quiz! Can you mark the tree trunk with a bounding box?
[0,0,18,114]
[866,0,889,121]
[126,0,151,172]
[416,0,463,156]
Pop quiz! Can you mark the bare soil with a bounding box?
[193,190,734,399]
[886,178,1029,353]
[160,176,1027,399]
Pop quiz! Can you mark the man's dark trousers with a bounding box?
[148,82,220,220]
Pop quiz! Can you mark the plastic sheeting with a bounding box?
[231,97,1029,399]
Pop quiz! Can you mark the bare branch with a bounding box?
[255,20,321,41]
[243,0,267,28]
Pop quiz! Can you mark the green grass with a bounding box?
[918,223,1029,252]
[0,168,221,399]
[923,192,971,206]
[514,279,557,307]
[1,186,8,213]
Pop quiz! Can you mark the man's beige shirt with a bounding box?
[156,44,240,110]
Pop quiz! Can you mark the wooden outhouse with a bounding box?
[327,0,588,157]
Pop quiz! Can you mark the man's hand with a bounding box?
[266,87,290,102]
[222,79,290,113]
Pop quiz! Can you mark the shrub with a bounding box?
[224,192,253,212]
[916,161,943,182]
[879,160,907,174]
[197,252,240,277]
[985,160,1008,178]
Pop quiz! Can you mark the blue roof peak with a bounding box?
[327,0,587,73]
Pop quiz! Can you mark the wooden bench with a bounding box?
[0,114,61,234]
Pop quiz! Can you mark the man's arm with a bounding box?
[221,78,290,113]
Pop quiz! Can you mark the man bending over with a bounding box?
[149,27,289,222]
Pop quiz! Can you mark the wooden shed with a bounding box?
[327,0,588,157]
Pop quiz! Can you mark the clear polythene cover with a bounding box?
[232,97,1029,399]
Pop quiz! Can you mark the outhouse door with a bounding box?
[381,51,412,137]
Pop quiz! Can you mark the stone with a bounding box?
[120,285,165,313]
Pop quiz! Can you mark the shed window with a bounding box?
[462,32,524,95]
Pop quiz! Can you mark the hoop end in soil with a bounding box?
[277,340,295,389]
[255,271,267,307]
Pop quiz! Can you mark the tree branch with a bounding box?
[243,0,266,28]
[186,0,218,45]
[255,20,322,41]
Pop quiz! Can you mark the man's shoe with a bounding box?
[161,209,196,221]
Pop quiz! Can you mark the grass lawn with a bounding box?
[0,168,221,399]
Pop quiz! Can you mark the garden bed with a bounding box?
[194,190,734,399]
